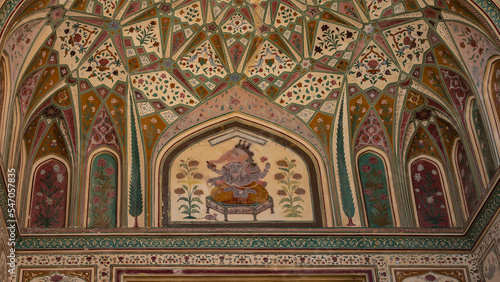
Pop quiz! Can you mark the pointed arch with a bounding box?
[451,139,480,218]
[26,156,70,228]
[85,148,121,228]
[482,55,500,157]
[155,113,331,228]
[465,96,497,184]
[407,156,455,228]
[356,147,399,227]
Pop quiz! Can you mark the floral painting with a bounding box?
[358,153,394,227]
[410,159,451,228]
[30,160,68,228]
[88,154,117,227]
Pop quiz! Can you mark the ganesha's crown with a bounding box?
[235,140,254,157]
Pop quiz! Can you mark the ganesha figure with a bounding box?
[206,140,271,205]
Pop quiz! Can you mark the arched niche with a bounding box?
[407,156,455,228]
[483,55,500,158]
[466,97,497,184]
[85,149,120,228]
[158,118,326,228]
[356,148,398,227]
[451,139,480,218]
[27,156,70,228]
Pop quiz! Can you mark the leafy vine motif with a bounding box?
[174,159,204,219]
[275,158,305,217]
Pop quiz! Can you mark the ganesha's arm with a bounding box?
[250,163,271,178]
[207,161,225,175]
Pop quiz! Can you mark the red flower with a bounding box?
[107,190,116,199]
[92,196,101,205]
[105,167,115,176]
[260,157,268,162]
[99,58,109,66]
[364,188,373,196]
[277,189,287,196]
[98,158,107,167]
[367,60,378,68]
[362,165,371,173]
[470,39,477,48]
[380,194,388,201]
[403,36,411,46]
[369,156,378,164]
[73,34,82,43]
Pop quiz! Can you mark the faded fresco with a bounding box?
[1,0,500,280]
[166,129,315,223]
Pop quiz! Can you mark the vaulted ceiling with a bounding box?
[1,0,500,253]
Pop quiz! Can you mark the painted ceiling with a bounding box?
[1,0,500,238]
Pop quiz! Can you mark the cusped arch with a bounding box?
[155,114,332,228]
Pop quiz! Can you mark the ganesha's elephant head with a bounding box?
[209,147,249,164]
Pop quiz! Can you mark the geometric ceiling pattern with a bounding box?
[3,0,500,231]
[2,0,500,281]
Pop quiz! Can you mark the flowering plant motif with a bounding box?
[385,24,427,69]
[175,159,204,219]
[456,26,486,64]
[349,45,398,85]
[128,21,160,52]
[412,162,449,227]
[81,94,99,134]
[275,158,305,217]
[314,24,353,54]
[32,164,66,228]
[59,21,98,64]
[141,116,165,151]
[89,157,117,228]
[359,155,393,227]
[82,41,124,82]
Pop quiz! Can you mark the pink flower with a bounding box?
[380,194,388,201]
[92,196,101,205]
[364,188,373,196]
[98,158,107,167]
[94,172,99,177]
[369,156,378,164]
[107,190,116,199]
[362,165,371,173]
[105,167,115,176]
[260,157,268,162]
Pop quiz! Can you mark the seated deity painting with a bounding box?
[162,126,321,226]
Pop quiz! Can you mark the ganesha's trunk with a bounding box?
[210,151,231,164]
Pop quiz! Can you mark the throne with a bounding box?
[206,196,274,221]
